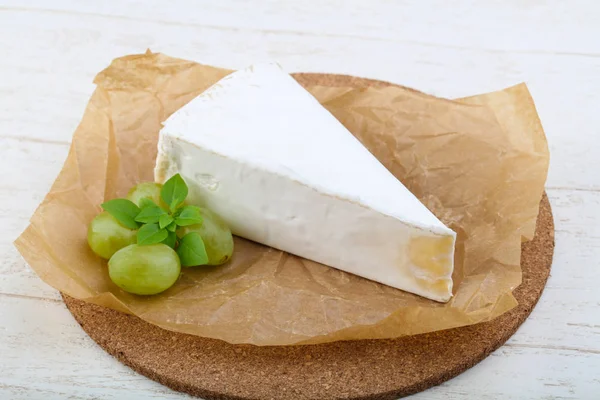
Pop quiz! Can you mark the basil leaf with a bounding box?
[139,197,156,209]
[137,223,168,245]
[161,174,188,212]
[101,199,140,229]
[175,205,203,227]
[159,214,174,229]
[177,232,209,267]
[166,221,177,233]
[162,231,177,249]
[171,207,183,218]
[135,204,167,224]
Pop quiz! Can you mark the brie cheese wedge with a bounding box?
[155,63,456,302]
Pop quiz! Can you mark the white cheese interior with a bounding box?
[155,63,456,302]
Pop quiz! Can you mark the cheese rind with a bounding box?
[155,63,456,302]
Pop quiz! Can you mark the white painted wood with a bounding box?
[1,5,599,191]
[0,295,190,399]
[1,1,599,399]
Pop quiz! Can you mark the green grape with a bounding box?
[87,211,137,259]
[108,244,181,295]
[126,182,168,210]
[177,208,234,265]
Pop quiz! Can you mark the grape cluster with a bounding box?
[87,179,234,295]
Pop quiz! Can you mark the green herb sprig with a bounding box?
[101,174,207,267]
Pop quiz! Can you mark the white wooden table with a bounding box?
[1,1,599,399]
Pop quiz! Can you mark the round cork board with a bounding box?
[63,74,555,400]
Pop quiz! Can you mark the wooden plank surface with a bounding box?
[1,1,598,399]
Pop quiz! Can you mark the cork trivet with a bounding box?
[63,74,555,400]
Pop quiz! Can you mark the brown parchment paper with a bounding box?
[15,51,549,346]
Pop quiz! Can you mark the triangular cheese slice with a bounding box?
[155,63,456,302]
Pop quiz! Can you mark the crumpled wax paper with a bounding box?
[15,51,549,345]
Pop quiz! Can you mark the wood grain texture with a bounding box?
[1,1,599,399]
